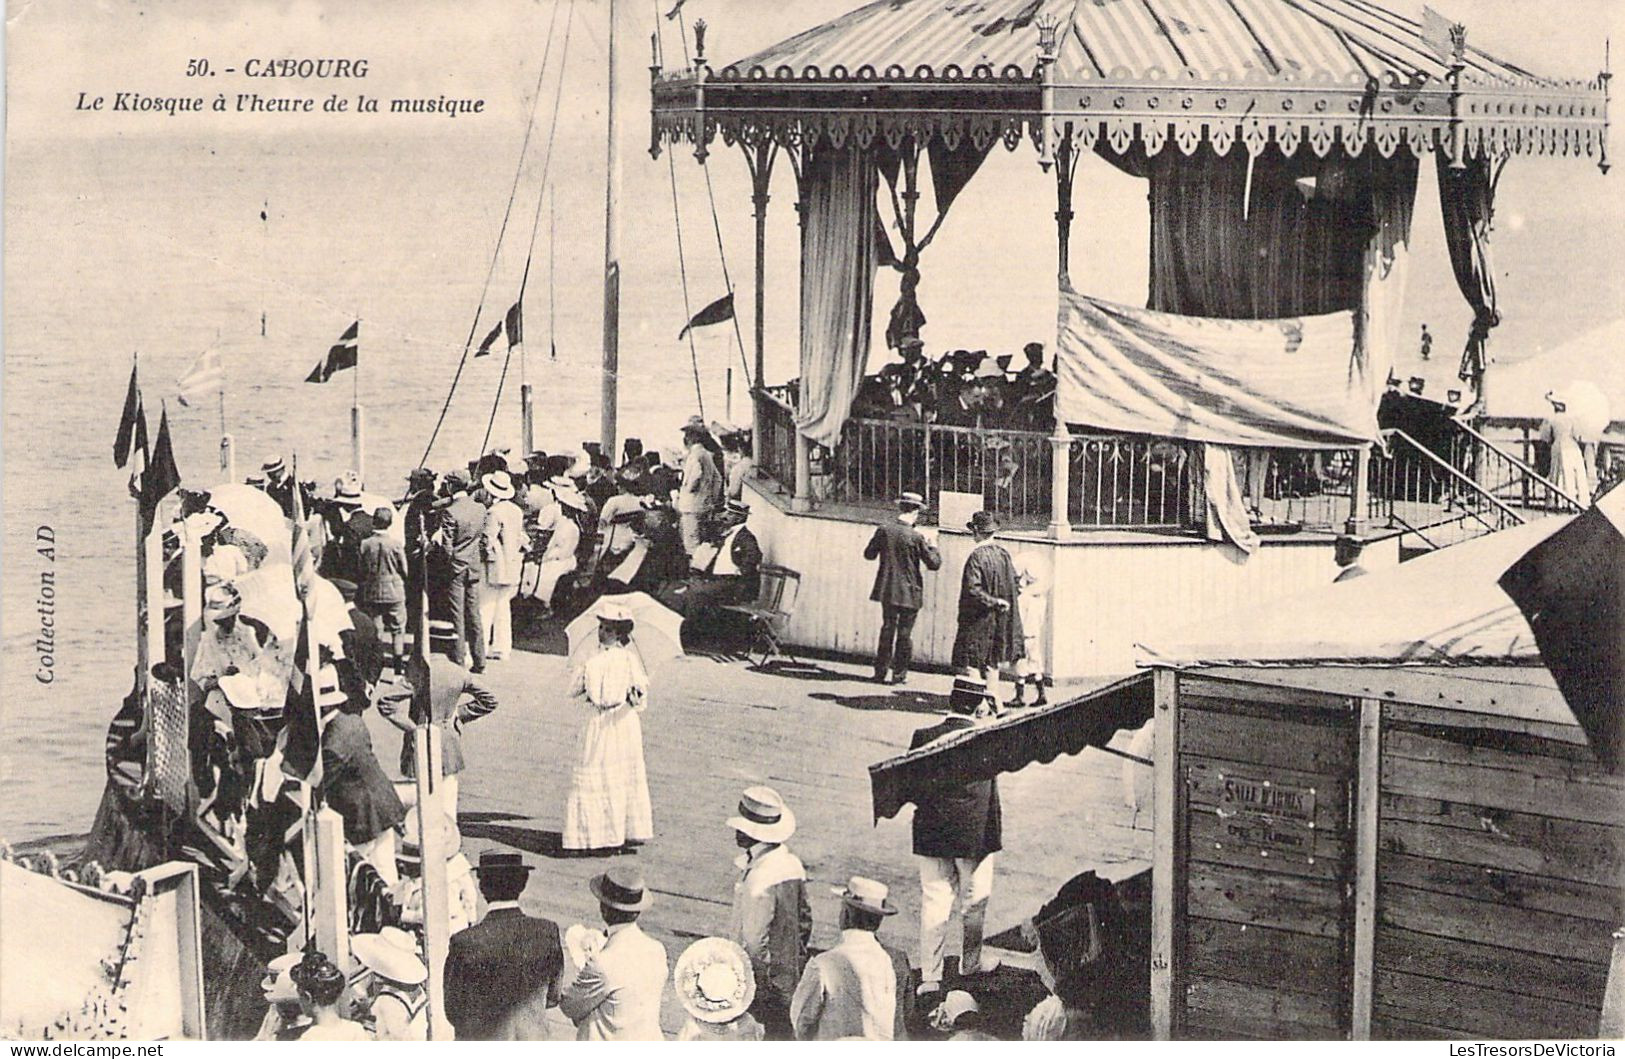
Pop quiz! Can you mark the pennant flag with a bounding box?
[1421,6,1460,64]
[664,0,684,19]
[114,363,142,468]
[505,300,524,349]
[138,406,181,533]
[305,321,359,383]
[1499,487,1625,770]
[678,291,735,339]
[475,318,503,358]
[280,466,325,787]
[177,349,224,407]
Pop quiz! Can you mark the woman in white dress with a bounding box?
[1543,393,1594,507]
[563,608,654,853]
[522,477,585,609]
[1010,553,1050,707]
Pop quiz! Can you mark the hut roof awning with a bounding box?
[653,0,1609,163]
[868,672,1154,821]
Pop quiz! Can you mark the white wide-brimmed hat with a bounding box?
[674,937,756,1025]
[832,875,898,917]
[481,471,516,500]
[727,785,796,844]
[352,926,428,986]
[262,951,303,1004]
[548,475,587,511]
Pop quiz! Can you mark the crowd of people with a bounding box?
[850,339,1058,432]
[150,401,1119,1042]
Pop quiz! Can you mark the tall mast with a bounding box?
[600,0,621,454]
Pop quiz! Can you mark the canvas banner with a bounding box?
[1055,289,1378,449]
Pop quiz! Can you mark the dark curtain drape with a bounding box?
[874,135,995,349]
[1437,153,1504,389]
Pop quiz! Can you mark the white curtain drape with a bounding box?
[796,144,879,447]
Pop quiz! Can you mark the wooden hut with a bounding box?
[1139,513,1622,1039]
[870,512,1620,1039]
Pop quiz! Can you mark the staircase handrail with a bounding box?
[1451,417,1584,511]
[1379,428,1528,528]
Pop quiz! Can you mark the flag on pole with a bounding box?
[177,349,224,407]
[138,406,181,533]
[475,318,504,358]
[1420,6,1461,64]
[505,300,524,350]
[280,466,326,787]
[664,0,685,19]
[114,363,143,468]
[126,397,150,500]
[305,321,360,383]
[678,292,735,339]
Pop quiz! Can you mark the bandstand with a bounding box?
[650,0,1610,678]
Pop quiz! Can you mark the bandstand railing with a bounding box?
[754,388,798,495]
[754,388,1380,536]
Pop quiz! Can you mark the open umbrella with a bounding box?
[207,482,292,564]
[565,592,686,671]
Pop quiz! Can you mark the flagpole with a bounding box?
[601,0,622,455]
[132,351,148,692]
[351,317,365,484]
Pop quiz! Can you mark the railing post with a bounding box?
[1048,421,1073,539]
[793,432,812,513]
[1346,443,1372,535]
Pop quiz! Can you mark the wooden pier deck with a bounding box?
[366,622,1152,1038]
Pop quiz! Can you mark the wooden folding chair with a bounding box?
[723,564,802,668]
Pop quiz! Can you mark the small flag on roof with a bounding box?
[679,292,734,339]
[306,321,359,383]
[177,348,224,407]
[1420,6,1464,65]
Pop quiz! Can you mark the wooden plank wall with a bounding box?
[744,483,1392,679]
[1372,716,1625,1040]
[1174,678,1357,1040]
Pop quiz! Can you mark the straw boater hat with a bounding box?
[895,491,925,511]
[481,470,516,501]
[261,456,287,478]
[832,876,897,917]
[589,864,653,912]
[674,938,756,1025]
[352,926,428,986]
[949,674,993,716]
[722,498,750,519]
[727,786,796,844]
[899,335,926,353]
[335,471,364,507]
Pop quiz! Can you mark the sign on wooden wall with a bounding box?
[1187,761,1333,866]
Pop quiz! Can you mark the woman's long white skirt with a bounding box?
[563,703,653,850]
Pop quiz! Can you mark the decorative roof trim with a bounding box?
[651,67,1609,167]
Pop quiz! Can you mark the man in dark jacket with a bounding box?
[910,675,1001,997]
[434,470,487,671]
[443,852,563,1040]
[863,491,943,685]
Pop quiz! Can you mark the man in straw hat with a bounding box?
[443,851,563,1040]
[478,469,526,660]
[789,876,912,1041]
[952,510,1024,709]
[431,468,488,672]
[863,490,943,685]
[727,785,811,1039]
[910,674,1004,998]
[673,938,764,1041]
[560,865,669,1041]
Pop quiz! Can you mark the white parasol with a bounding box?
[565,592,686,671]
[207,482,292,564]
[1548,379,1613,442]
